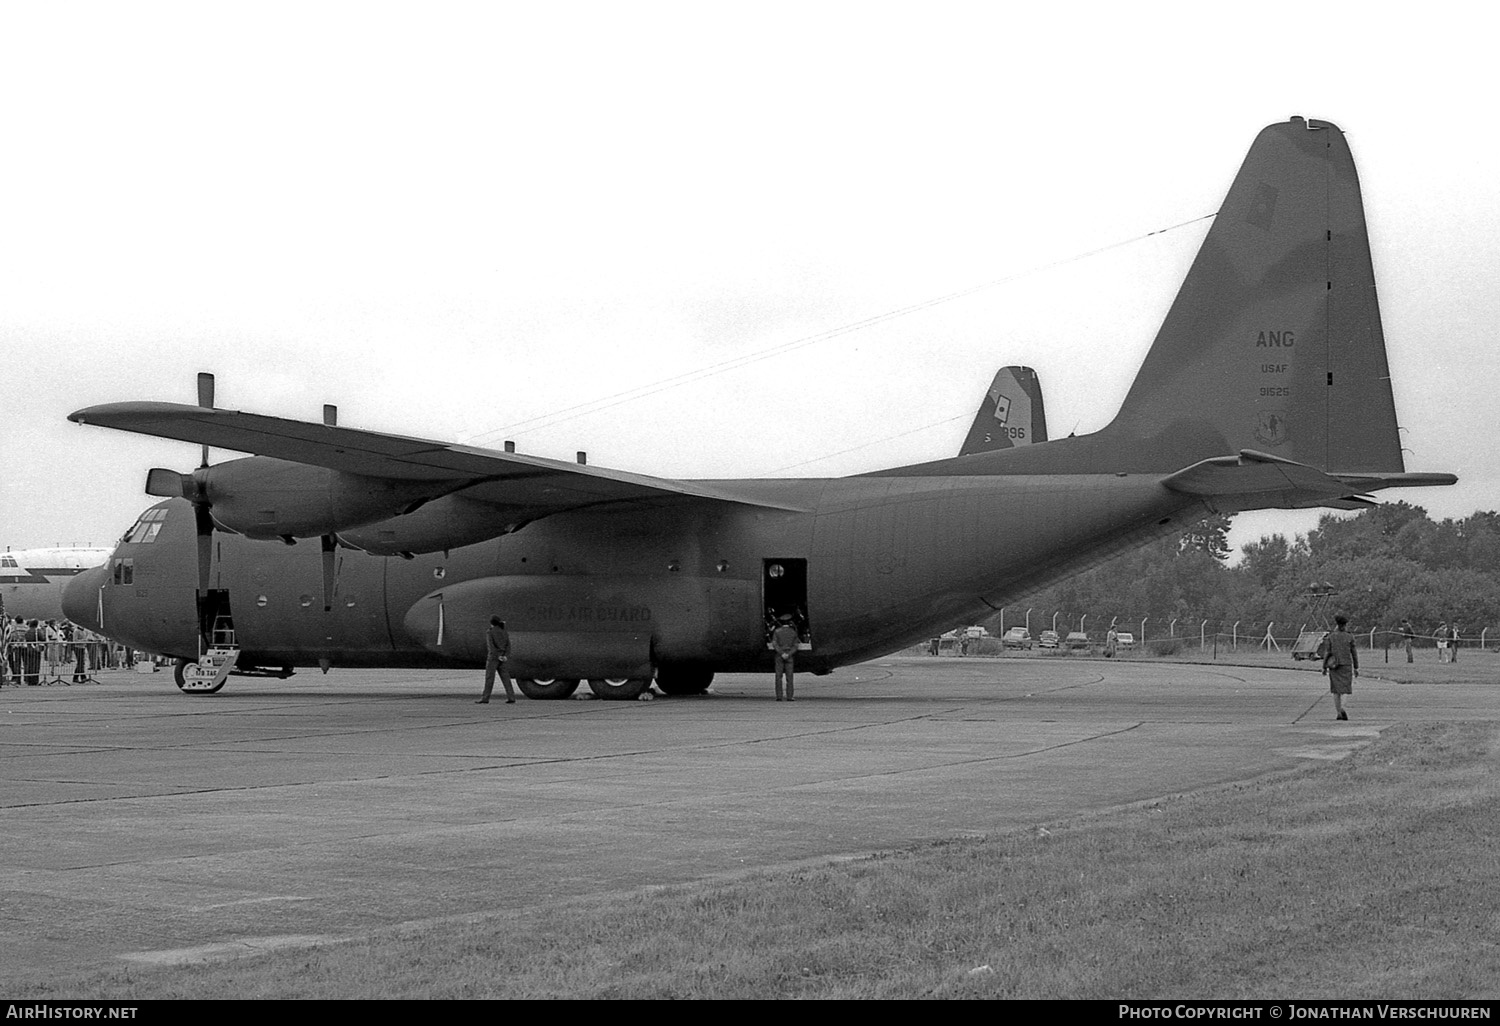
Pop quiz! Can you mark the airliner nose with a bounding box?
[62,564,108,629]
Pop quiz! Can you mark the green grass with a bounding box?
[22,722,1500,999]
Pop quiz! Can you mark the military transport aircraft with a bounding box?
[63,117,1455,697]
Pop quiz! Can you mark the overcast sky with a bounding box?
[3,1,1496,558]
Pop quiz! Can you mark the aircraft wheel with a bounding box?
[173,658,225,695]
[655,666,714,696]
[517,678,580,700]
[587,677,649,700]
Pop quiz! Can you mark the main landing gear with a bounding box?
[587,677,650,700]
[516,677,650,700]
[516,678,581,700]
[515,670,712,701]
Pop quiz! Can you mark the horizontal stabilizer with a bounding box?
[1161,450,1453,511]
[1331,471,1460,491]
[1321,496,1380,511]
[1163,450,1351,499]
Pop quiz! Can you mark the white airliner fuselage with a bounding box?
[1,547,112,622]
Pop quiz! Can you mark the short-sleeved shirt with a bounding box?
[771,624,800,658]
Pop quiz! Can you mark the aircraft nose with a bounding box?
[62,564,108,629]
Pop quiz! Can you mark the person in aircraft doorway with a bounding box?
[771,613,801,702]
[478,616,515,704]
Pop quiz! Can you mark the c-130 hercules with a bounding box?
[65,117,1454,697]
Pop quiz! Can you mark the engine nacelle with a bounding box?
[199,457,466,540]
[340,492,512,555]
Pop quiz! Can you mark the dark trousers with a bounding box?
[774,653,795,699]
[23,646,42,685]
[481,655,514,701]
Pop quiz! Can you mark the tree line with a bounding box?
[998,503,1500,644]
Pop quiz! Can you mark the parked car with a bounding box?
[1065,631,1090,649]
[964,625,990,640]
[1115,632,1136,650]
[1038,630,1059,649]
[1001,627,1033,650]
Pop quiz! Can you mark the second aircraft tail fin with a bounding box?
[958,365,1047,456]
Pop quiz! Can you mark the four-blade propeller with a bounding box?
[143,374,344,618]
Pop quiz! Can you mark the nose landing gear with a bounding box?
[174,650,239,694]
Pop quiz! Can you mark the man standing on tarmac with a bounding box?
[771,613,800,702]
[477,616,515,704]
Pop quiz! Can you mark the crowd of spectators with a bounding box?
[1,616,140,686]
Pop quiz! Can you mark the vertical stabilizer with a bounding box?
[1104,117,1403,473]
[959,365,1048,456]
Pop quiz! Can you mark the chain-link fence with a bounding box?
[912,613,1491,661]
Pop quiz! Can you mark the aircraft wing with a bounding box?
[68,401,808,512]
[1162,449,1456,510]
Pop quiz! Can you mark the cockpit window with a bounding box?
[0,555,16,568]
[124,507,169,544]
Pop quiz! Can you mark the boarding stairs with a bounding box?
[179,619,240,693]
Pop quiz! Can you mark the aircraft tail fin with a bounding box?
[958,365,1047,456]
[1102,116,1404,474]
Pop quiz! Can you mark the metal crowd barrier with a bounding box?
[0,639,137,686]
